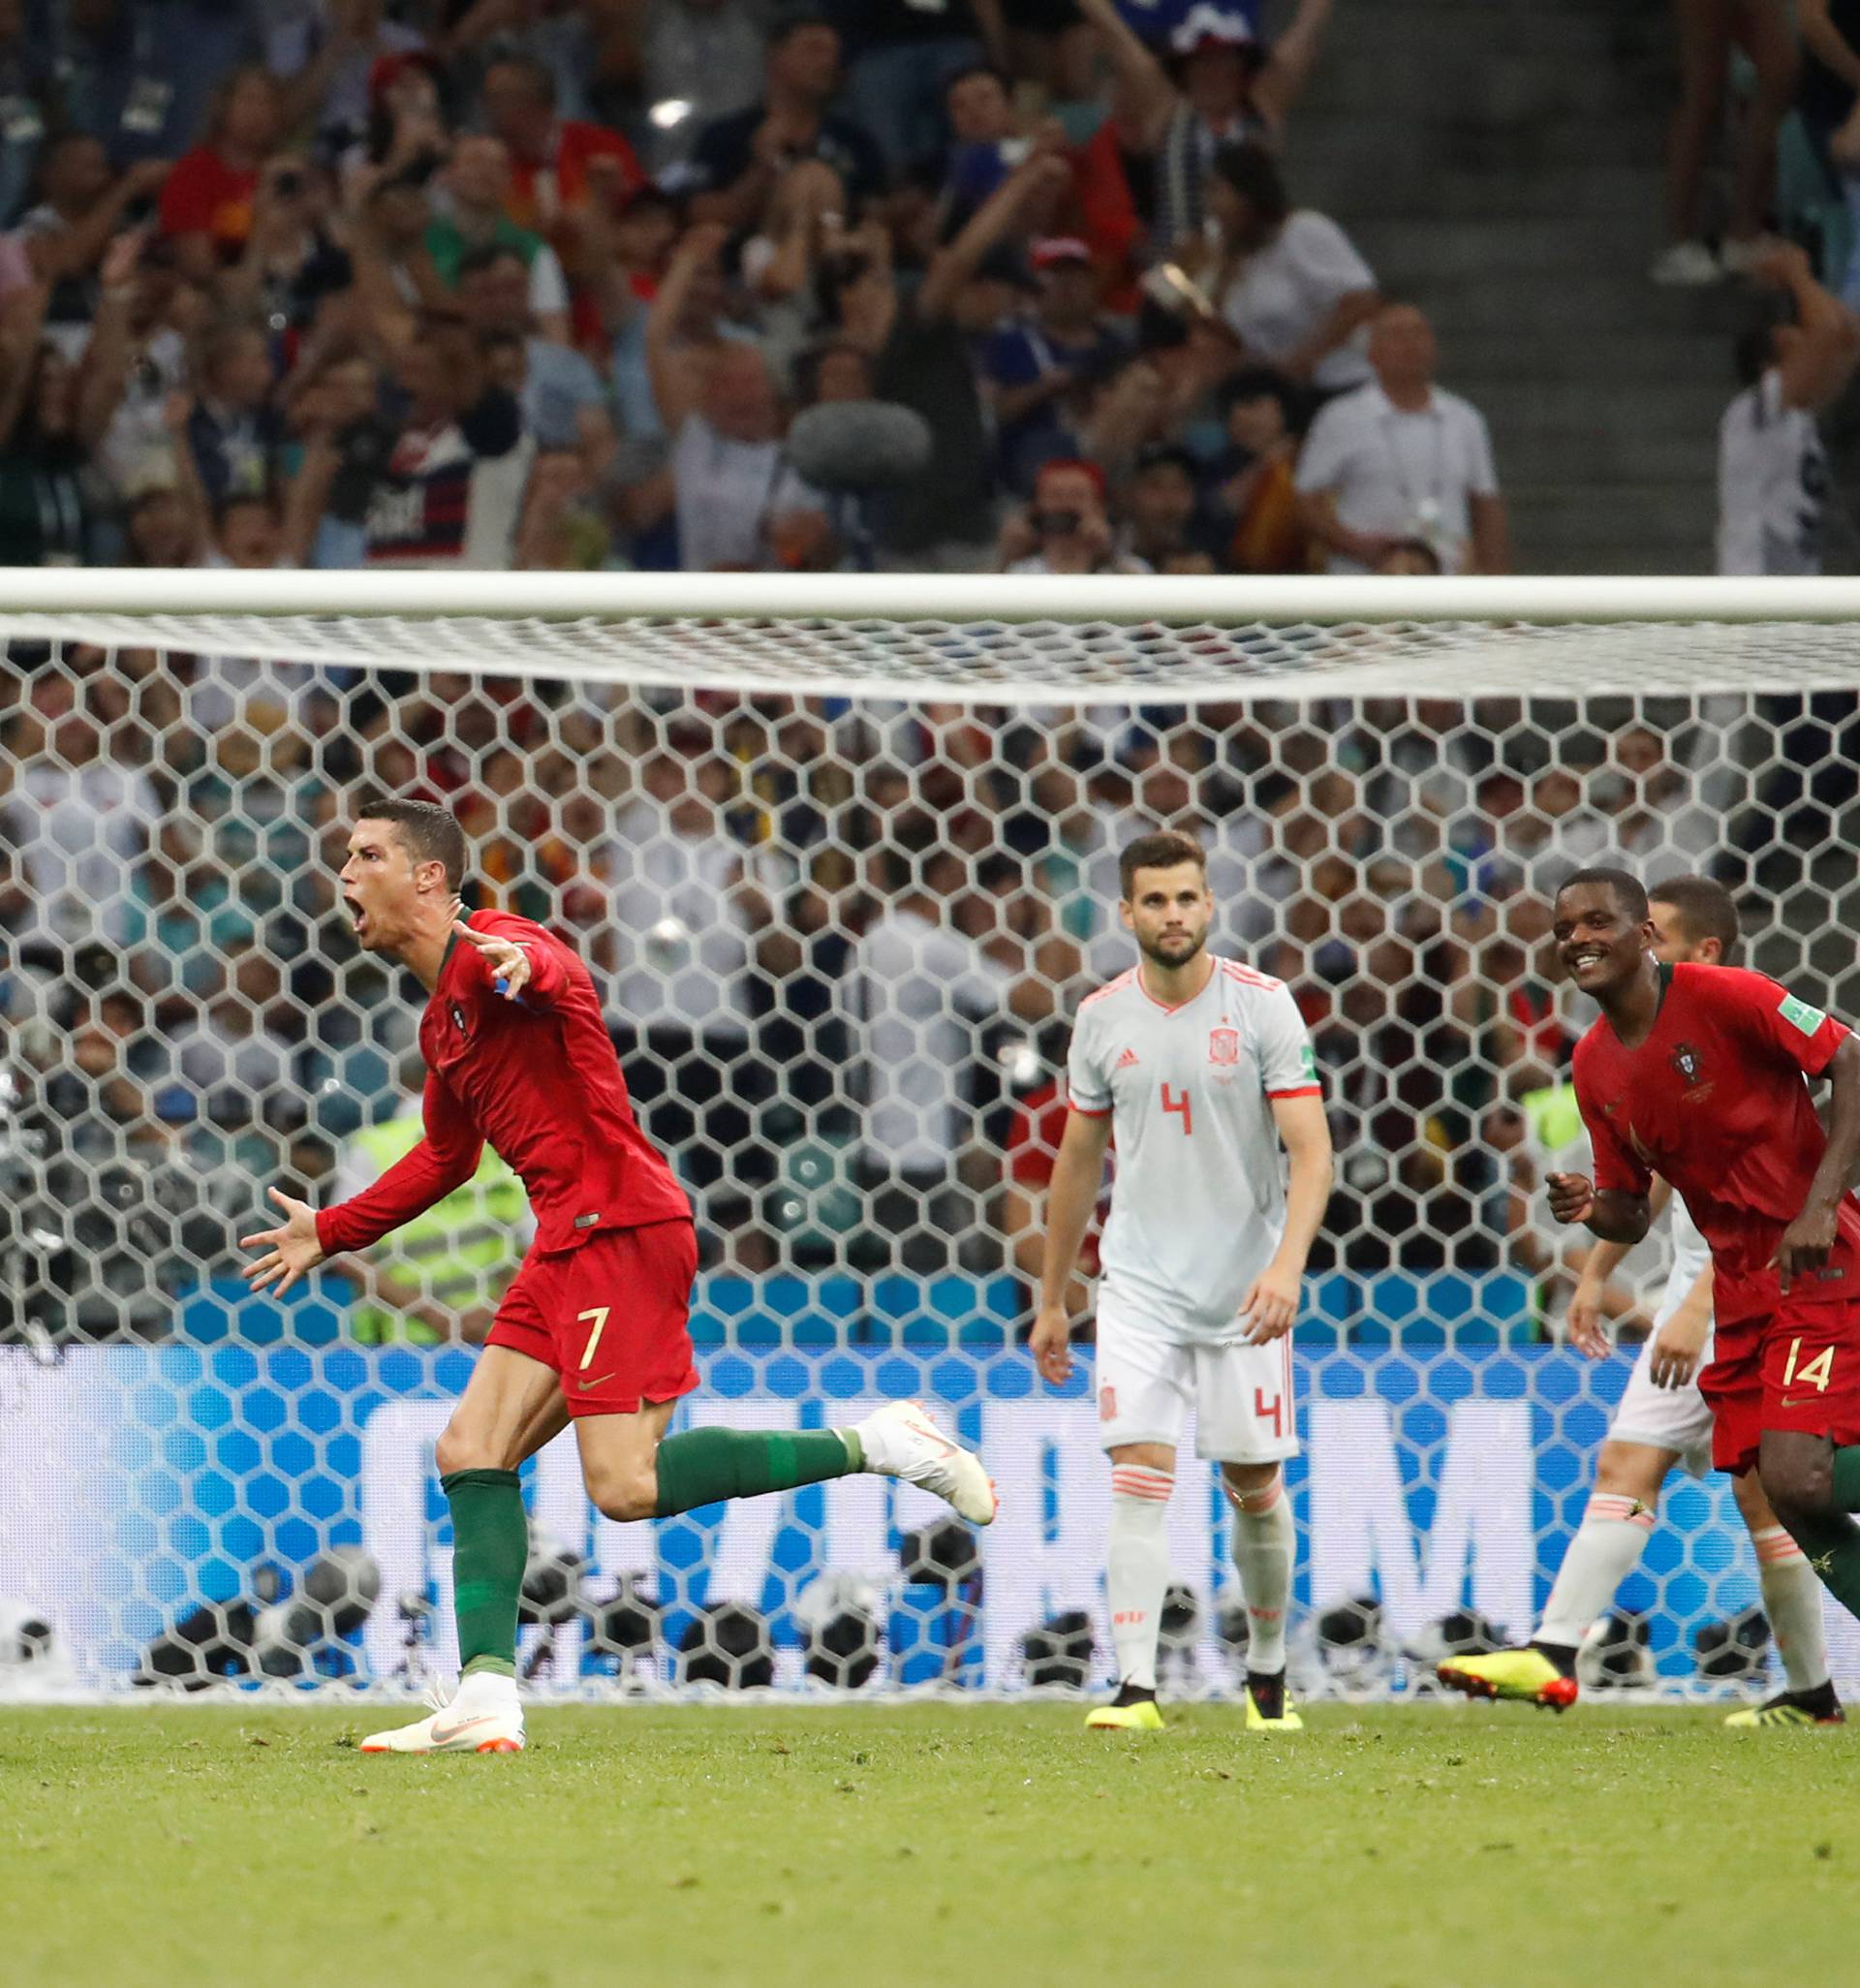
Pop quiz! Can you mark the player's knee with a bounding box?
[1222,1462,1282,1512]
[1758,1445,1835,1525]
[434,1420,501,1478]
[1594,1441,1667,1507]
[586,1459,657,1524]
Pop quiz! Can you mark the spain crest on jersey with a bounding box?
[1208,1026,1240,1066]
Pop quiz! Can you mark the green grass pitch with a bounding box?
[3,1702,1854,1988]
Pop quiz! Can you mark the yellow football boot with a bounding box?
[1244,1677,1304,1731]
[1437,1646,1579,1711]
[1086,1691,1165,1731]
[1724,1691,1845,1728]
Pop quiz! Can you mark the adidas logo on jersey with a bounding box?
[1116,1048,1139,1068]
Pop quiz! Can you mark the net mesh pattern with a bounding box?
[3,610,1857,1699]
[4,608,1860,702]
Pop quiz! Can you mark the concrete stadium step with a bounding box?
[1272,0,1723,570]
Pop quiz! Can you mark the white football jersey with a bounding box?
[1653,1192,1714,1337]
[1067,953,1320,1341]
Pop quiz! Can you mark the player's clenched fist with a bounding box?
[452,917,533,999]
[1029,1303,1075,1385]
[1546,1170,1596,1226]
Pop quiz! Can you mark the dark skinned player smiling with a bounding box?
[1542,865,1860,1631]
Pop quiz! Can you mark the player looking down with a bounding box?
[1519,867,1860,1669]
[241,798,995,1754]
[1031,831,1334,1732]
[1440,876,1839,1724]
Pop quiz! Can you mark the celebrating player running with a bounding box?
[1030,831,1334,1731]
[241,798,994,1755]
[1528,865,1860,1651]
[1440,876,1840,1724]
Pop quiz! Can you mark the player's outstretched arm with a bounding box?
[241,1186,326,1297]
[1775,1032,1860,1289]
[1030,1109,1113,1385]
[1240,1092,1335,1344]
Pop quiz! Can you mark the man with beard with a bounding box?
[1029,830,1333,1731]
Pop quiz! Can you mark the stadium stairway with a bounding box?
[1285,0,1736,575]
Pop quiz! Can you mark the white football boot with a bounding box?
[360,1669,524,1755]
[854,1400,997,1525]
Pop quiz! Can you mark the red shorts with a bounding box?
[485,1219,699,1418]
[1701,1291,1860,1475]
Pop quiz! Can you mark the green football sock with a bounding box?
[442,1468,526,1680]
[1830,1444,1860,1510]
[653,1425,861,1518]
[1788,1509,1860,1624]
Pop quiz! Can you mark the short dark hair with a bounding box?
[484,52,556,106]
[1119,830,1207,900]
[1209,140,1289,228]
[1556,864,1649,922]
[354,795,468,891]
[457,242,528,283]
[946,60,1012,102]
[1648,873,1740,958]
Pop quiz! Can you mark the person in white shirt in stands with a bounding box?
[1031,829,1333,1732]
[1295,302,1509,575]
[1207,140,1380,396]
[1717,241,1860,575]
[646,219,830,572]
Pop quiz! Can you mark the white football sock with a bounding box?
[1228,1475,1293,1675]
[1536,1493,1655,1648]
[454,1665,520,1709]
[1752,1526,1832,1693]
[1106,1464,1174,1692]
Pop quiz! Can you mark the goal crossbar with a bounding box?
[7,572,1860,704]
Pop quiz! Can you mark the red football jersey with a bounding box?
[318,911,690,1259]
[1572,961,1860,1322]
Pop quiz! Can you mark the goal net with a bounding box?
[4,572,1859,1703]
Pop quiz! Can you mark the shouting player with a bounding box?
[1440,876,1839,1724]
[1525,866,1860,1672]
[1030,831,1333,1731]
[242,798,995,1754]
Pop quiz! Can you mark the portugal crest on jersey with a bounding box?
[1670,1041,1702,1085]
[450,1002,470,1036]
[1208,1026,1240,1066]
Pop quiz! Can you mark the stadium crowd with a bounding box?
[0,0,1516,580]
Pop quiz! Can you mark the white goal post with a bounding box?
[3,572,1859,1702]
[3,571,1860,700]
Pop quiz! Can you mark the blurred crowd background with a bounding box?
[4,645,1855,1346]
[0,0,1517,580]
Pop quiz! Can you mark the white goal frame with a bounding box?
[4,571,1860,703]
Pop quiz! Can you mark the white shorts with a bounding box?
[1095,1301,1298,1464]
[1609,1327,1715,1476]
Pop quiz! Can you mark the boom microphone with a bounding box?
[785,400,934,494]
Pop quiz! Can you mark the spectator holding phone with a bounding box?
[998,455,1143,572]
